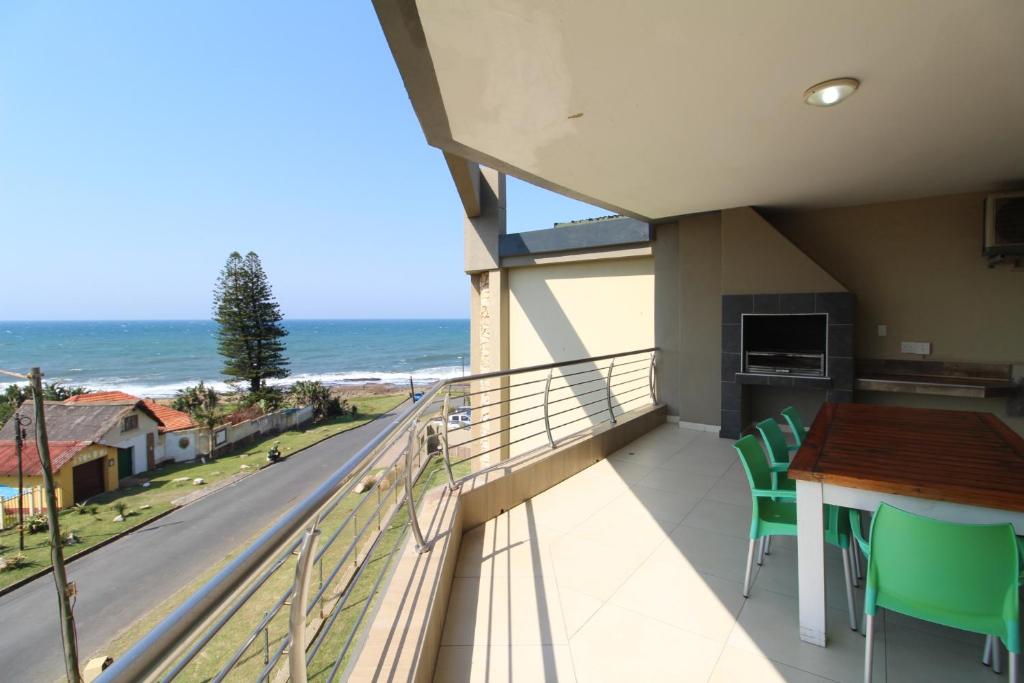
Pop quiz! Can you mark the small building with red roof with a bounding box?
[63,391,200,469]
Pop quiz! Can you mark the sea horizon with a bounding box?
[0,319,470,398]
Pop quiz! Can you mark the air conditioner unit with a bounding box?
[984,191,1024,262]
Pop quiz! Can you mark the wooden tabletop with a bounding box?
[788,403,1024,512]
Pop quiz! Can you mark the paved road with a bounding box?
[0,402,408,683]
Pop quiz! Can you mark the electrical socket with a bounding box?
[900,341,931,355]
[877,325,887,337]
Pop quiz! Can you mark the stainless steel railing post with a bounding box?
[605,358,617,424]
[405,421,429,553]
[288,523,321,683]
[649,351,658,404]
[543,369,555,449]
[441,386,456,490]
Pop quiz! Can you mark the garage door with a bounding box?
[72,459,106,504]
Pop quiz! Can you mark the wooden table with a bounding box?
[787,402,1024,646]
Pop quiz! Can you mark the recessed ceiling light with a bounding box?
[803,78,859,107]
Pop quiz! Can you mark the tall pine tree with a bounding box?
[213,251,289,392]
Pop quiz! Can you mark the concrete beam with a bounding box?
[444,152,481,219]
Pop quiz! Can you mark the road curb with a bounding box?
[0,507,178,599]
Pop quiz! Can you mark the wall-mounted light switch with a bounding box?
[877,325,887,337]
[900,341,931,355]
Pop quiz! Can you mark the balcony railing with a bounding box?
[98,347,657,683]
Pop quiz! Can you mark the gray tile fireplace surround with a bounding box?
[720,292,855,439]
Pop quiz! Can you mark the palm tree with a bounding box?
[172,382,221,458]
[290,380,331,421]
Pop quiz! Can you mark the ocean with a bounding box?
[0,319,470,397]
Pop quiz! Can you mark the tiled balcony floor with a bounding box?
[436,423,999,682]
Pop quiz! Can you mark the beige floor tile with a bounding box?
[704,477,752,506]
[682,432,740,459]
[570,496,678,555]
[708,646,836,682]
[442,575,568,646]
[726,588,885,683]
[681,498,753,540]
[636,466,719,496]
[584,456,654,484]
[608,443,675,468]
[433,644,577,682]
[661,524,755,584]
[570,603,724,683]
[748,542,862,623]
[549,533,656,601]
[614,483,705,524]
[656,450,735,478]
[455,529,555,578]
[609,553,746,642]
[557,586,604,637]
[883,614,992,682]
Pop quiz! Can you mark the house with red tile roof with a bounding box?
[0,406,123,506]
[63,391,201,467]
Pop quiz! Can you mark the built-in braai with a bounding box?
[742,313,827,377]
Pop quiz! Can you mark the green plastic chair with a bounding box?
[862,504,1021,683]
[733,435,859,630]
[755,418,799,492]
[781,406,809,447]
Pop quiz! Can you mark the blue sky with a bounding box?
[0,2,605,321]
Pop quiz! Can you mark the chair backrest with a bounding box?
[732,435,772,493]
[781,406,806,447]
[756,418,791,465]
[866,503,1020,651]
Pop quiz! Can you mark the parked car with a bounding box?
[447,412,471,429]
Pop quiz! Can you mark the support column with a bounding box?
[465,168,509,471]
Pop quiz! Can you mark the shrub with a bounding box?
[74,502,96,515]
[112,501,128,518]
[0,553,28,572]
[241,387,284,412]
[25,514,48,534]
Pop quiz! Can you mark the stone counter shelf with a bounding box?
[855,359,1020,401]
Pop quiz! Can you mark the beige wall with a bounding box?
[721,206,845,294]
[676,213,723,425]
[771,192,1024,434]
[508,256,655,365]
[652,192,1022,435]
[772,192,1023,363]
[507,256,655,453]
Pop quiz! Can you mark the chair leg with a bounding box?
[995,638,1002,674]
[743,539,756,597]
[842,546,858,631]
[1009,650,1018,683]
[764,536,772,555]
[864,613,875,683]
[757,537,766,566]
[851,542,862,586]
[984,635,992,666]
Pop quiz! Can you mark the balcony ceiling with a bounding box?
[377,1,1024,221]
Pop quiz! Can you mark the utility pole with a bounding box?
[13,412,30,552]
[28,367,82,683]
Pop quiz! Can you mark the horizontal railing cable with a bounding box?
[97,346,657,683]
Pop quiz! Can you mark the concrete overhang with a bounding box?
[374,1,1024,221]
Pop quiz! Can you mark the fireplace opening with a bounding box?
[742,313,828,377]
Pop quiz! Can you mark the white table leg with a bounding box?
[796,479,827,646]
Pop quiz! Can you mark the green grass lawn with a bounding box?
[99,453,469,682]
[0,393,407,591]
[0,502,173,589]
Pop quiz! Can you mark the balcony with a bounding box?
[435,424,997,682]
